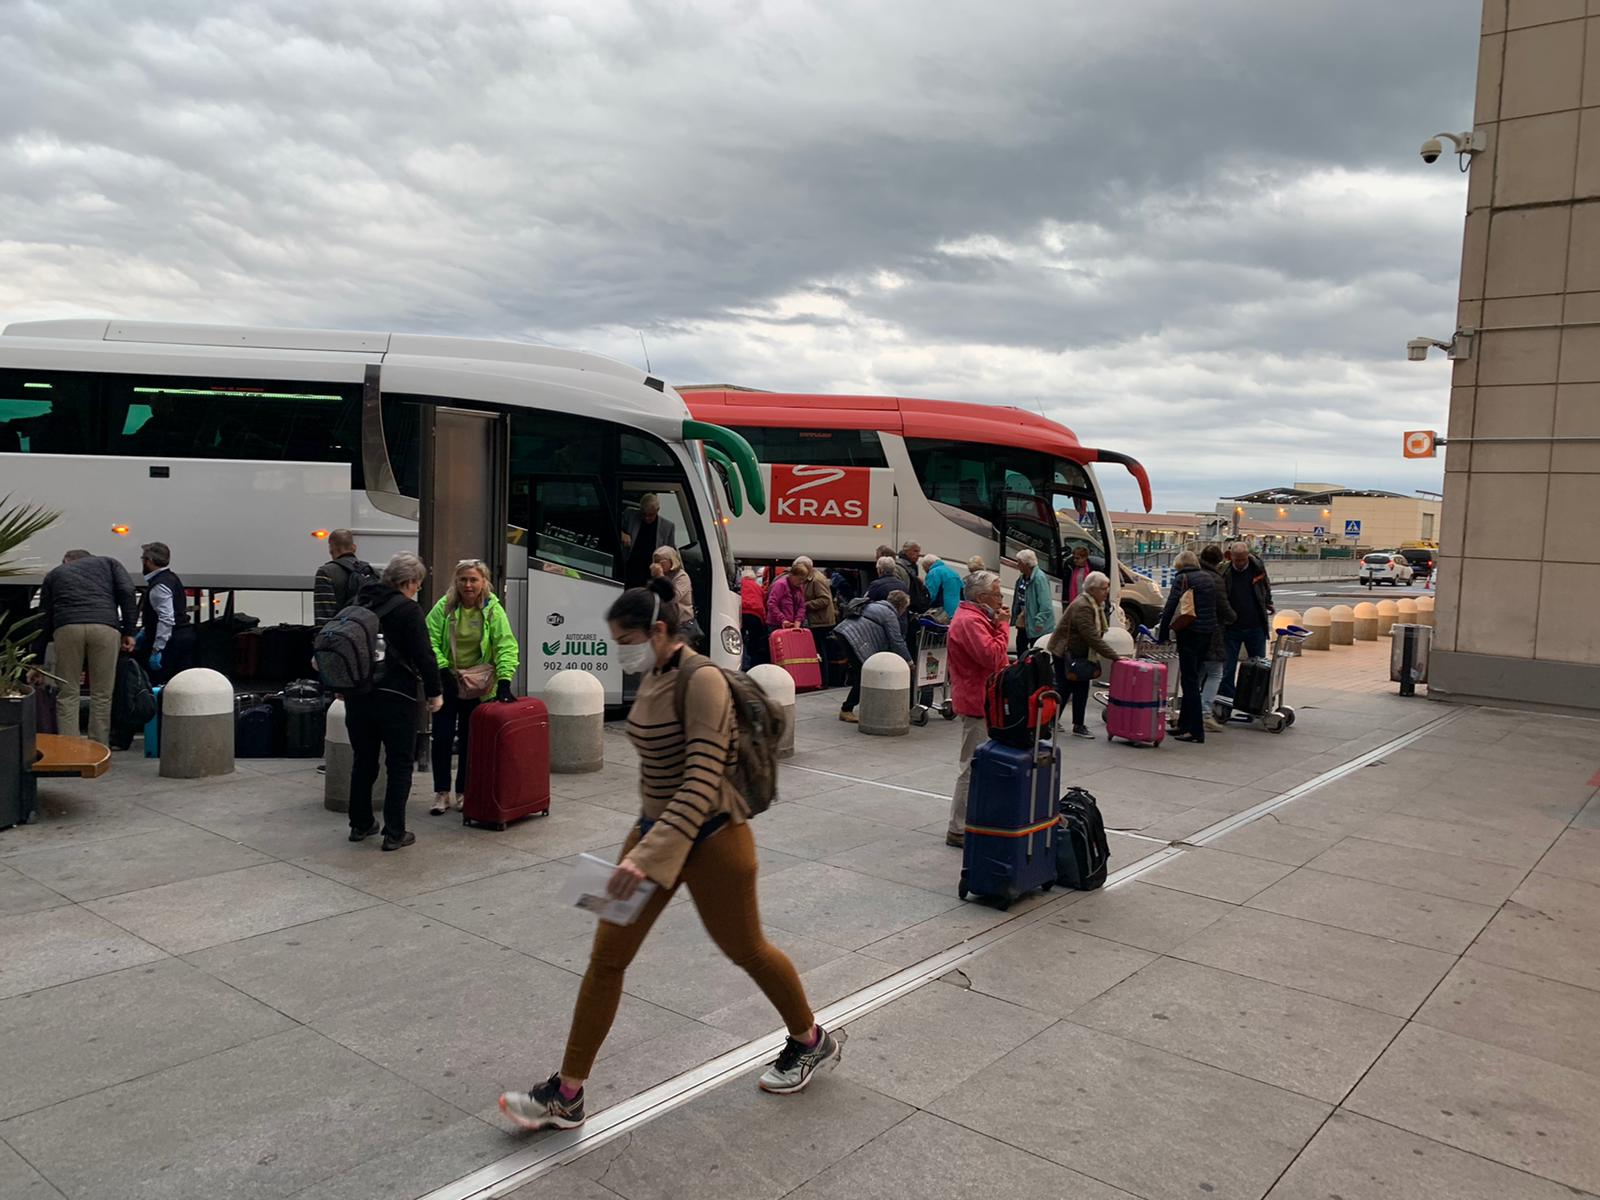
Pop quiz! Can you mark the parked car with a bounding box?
[1397,546,1435,579]
[1360,552,1414,587]
[1117,563,1165,627]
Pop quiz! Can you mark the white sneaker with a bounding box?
[758,1027,842,1095]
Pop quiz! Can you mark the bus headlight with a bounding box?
[721,626,742,656]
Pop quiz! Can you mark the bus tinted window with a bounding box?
[0,371,97,454]
[728,426,887,467]
[103,378,363,473]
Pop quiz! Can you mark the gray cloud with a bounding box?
[1,0,1474,509]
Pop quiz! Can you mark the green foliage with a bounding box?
[0,495,60,698]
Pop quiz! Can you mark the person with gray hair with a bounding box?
[1156,549,1223,743]
[1047,570,1122,738]
[344,552,443,851]
[944,569,1011,846]
[36,549,138,746]
[1011,547,1055,654]
[136,541,193,683]
[622,494,677,588]
[865,555,909,604]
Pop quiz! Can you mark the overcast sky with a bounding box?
[1,0,1476,511]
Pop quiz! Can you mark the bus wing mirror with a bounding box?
[1088,449,1152,513]
[683,420,766,515]
[702,444,744,517]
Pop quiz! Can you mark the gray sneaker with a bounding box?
[758,1027,842,1095]
[499,1074,585,1132]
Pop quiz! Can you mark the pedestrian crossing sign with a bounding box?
[1344,520,1362,538]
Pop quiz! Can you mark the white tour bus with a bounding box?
[682,387,1153,618]
[0,320,764,701]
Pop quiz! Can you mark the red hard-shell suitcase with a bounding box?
[769,627,823,692]
[461,698,551,830]
[1106,658,1167,746]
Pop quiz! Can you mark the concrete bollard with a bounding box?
[1301,607,1332,651]
[1414,595,1435,629]
[545,670,605,773]
[1397,598,1419,631]
[159,669,235,779]
[321,699,384,812]
[1353,602,1379,641]
[748,665,796,759]
[1273,610,1302,634]
[1329,604,1355,646]
[859,652,911,737]
[1376,599,1400,637]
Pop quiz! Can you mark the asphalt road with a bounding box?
[1273,578,1436,607]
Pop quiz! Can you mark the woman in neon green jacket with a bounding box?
[425,559,521,814]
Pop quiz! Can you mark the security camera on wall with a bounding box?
[1419,138,1444,164]
[1406,338,1433,361]
[1420,130,1481,170]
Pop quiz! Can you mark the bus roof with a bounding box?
[681,387,1153,512]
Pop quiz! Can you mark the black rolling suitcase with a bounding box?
[234,692,285,757]
[257,625,316,683]
[282,680,326,757]
[1233,658,1275,718]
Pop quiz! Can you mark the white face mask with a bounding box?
[616,639,657,674]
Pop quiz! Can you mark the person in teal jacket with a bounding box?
[920,554,963,622]
[1011,548,1056,652]
[425,559,521,814]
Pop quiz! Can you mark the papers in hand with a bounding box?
[560,853,656,925]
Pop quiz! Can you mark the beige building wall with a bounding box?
[1329,497,1441,548]
[1432,0,1600,711]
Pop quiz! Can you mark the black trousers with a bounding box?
[1175,630,1209,741]
[840,648,865,712]
[431,672,481,794]
[347,691,418,835]
[741,615,769,669]
[1053,659,1092,730]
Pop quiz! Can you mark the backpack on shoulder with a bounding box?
[312,604,383,693]
[984,648,1059,749]
[1055,786,1110,890]
[673,657,784,816]
[839,596,871,621]
[331,558,377,608]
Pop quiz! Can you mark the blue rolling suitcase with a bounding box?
[144,685,162,758]
[959,735,1061,910]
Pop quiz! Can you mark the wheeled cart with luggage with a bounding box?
[959,715,1061,911]
[911,617,954,726]
[1215,624,1309,734]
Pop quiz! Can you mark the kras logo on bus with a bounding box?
[770,465,870,526]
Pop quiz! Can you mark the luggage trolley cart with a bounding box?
[1128,626,1179,728]
[910,617,955,727]
[1214,624,1309,734]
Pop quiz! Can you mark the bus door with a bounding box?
[418,406,515,645]
[996,490,1063,578]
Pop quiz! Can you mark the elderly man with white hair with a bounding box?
[621,493,677,588]
[1010,548,1055,653]
[944,570,1011,847]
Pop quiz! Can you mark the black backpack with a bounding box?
[983,648,1059,749]
[839,597,871,621]
[1056,786,1109,889]
[330,558,377,609]
[905,573,932,615]
[110,654,158,734]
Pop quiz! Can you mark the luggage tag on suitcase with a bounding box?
[561,853,657,925]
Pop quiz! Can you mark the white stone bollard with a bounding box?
[159,669,235,779]
[1414,595,1435,629]
[1330,604,1356,646]
[859,652,911,737]
[1103,626,1135,673]
[545,670,605,773]
[1273,610,1302,634]
[1301,607,1332,651]
[1397,598,1419,630]
[1376,599,1400,637]
[322,699,384,813]
[748,664,796,759]
[1353,602,1379,641]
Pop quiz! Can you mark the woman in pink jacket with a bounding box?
[944,570,1011,847]
[765,561,808,630]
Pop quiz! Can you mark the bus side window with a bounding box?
[0,371,98,454]
[531,478,620,578]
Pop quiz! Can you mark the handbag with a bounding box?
[1172,581,1197,633]
[1065,657,1101,683]
[454,662,495,700]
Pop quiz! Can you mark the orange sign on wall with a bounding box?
[1403,430,1437,459]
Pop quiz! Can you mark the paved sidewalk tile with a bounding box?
[0,905,166,999]
[0,864,69,918]
[293,834,546,901]
[1172,907,1456,1017]
[1358,811,1557,868]
[1054,881,1233,954]
[5,827,272,901]
[0,1137,65,1199]
[1467,873,1600,992]
[1070,958,1403,1103]
[1266,1109,1589,1200]
[836,979,1055,1106]
[791,1111,1137,1200]
[1534,825,1600,886]
[929,1022,1329,1200]
[1204,817,1345,866]
[1243,868,1498,954]
[958,923,1155,1016]
[0,958,293,1120]
[289,1116,511,1200]
[0,1027,461,1200]
[750,861,961,951]
[1347,1023,1600,1195]
[1303,836,1528,906]
[1137,847,1295,904]
[83,861,377,955]
[1416,959,1600,1079]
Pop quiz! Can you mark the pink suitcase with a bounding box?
[769,627,823,692]
[1106,658,1167,746]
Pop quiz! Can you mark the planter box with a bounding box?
[0,688,39,831]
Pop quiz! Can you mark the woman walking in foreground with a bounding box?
[499,578,840,1132]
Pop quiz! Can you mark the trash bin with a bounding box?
[1390,623,1432,696]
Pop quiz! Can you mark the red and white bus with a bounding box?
[682,387,1152,610]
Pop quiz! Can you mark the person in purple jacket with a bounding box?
[765,561,808,630]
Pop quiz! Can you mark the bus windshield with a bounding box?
[905,438,1107,571]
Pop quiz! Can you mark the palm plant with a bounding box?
[0,495,61,698]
